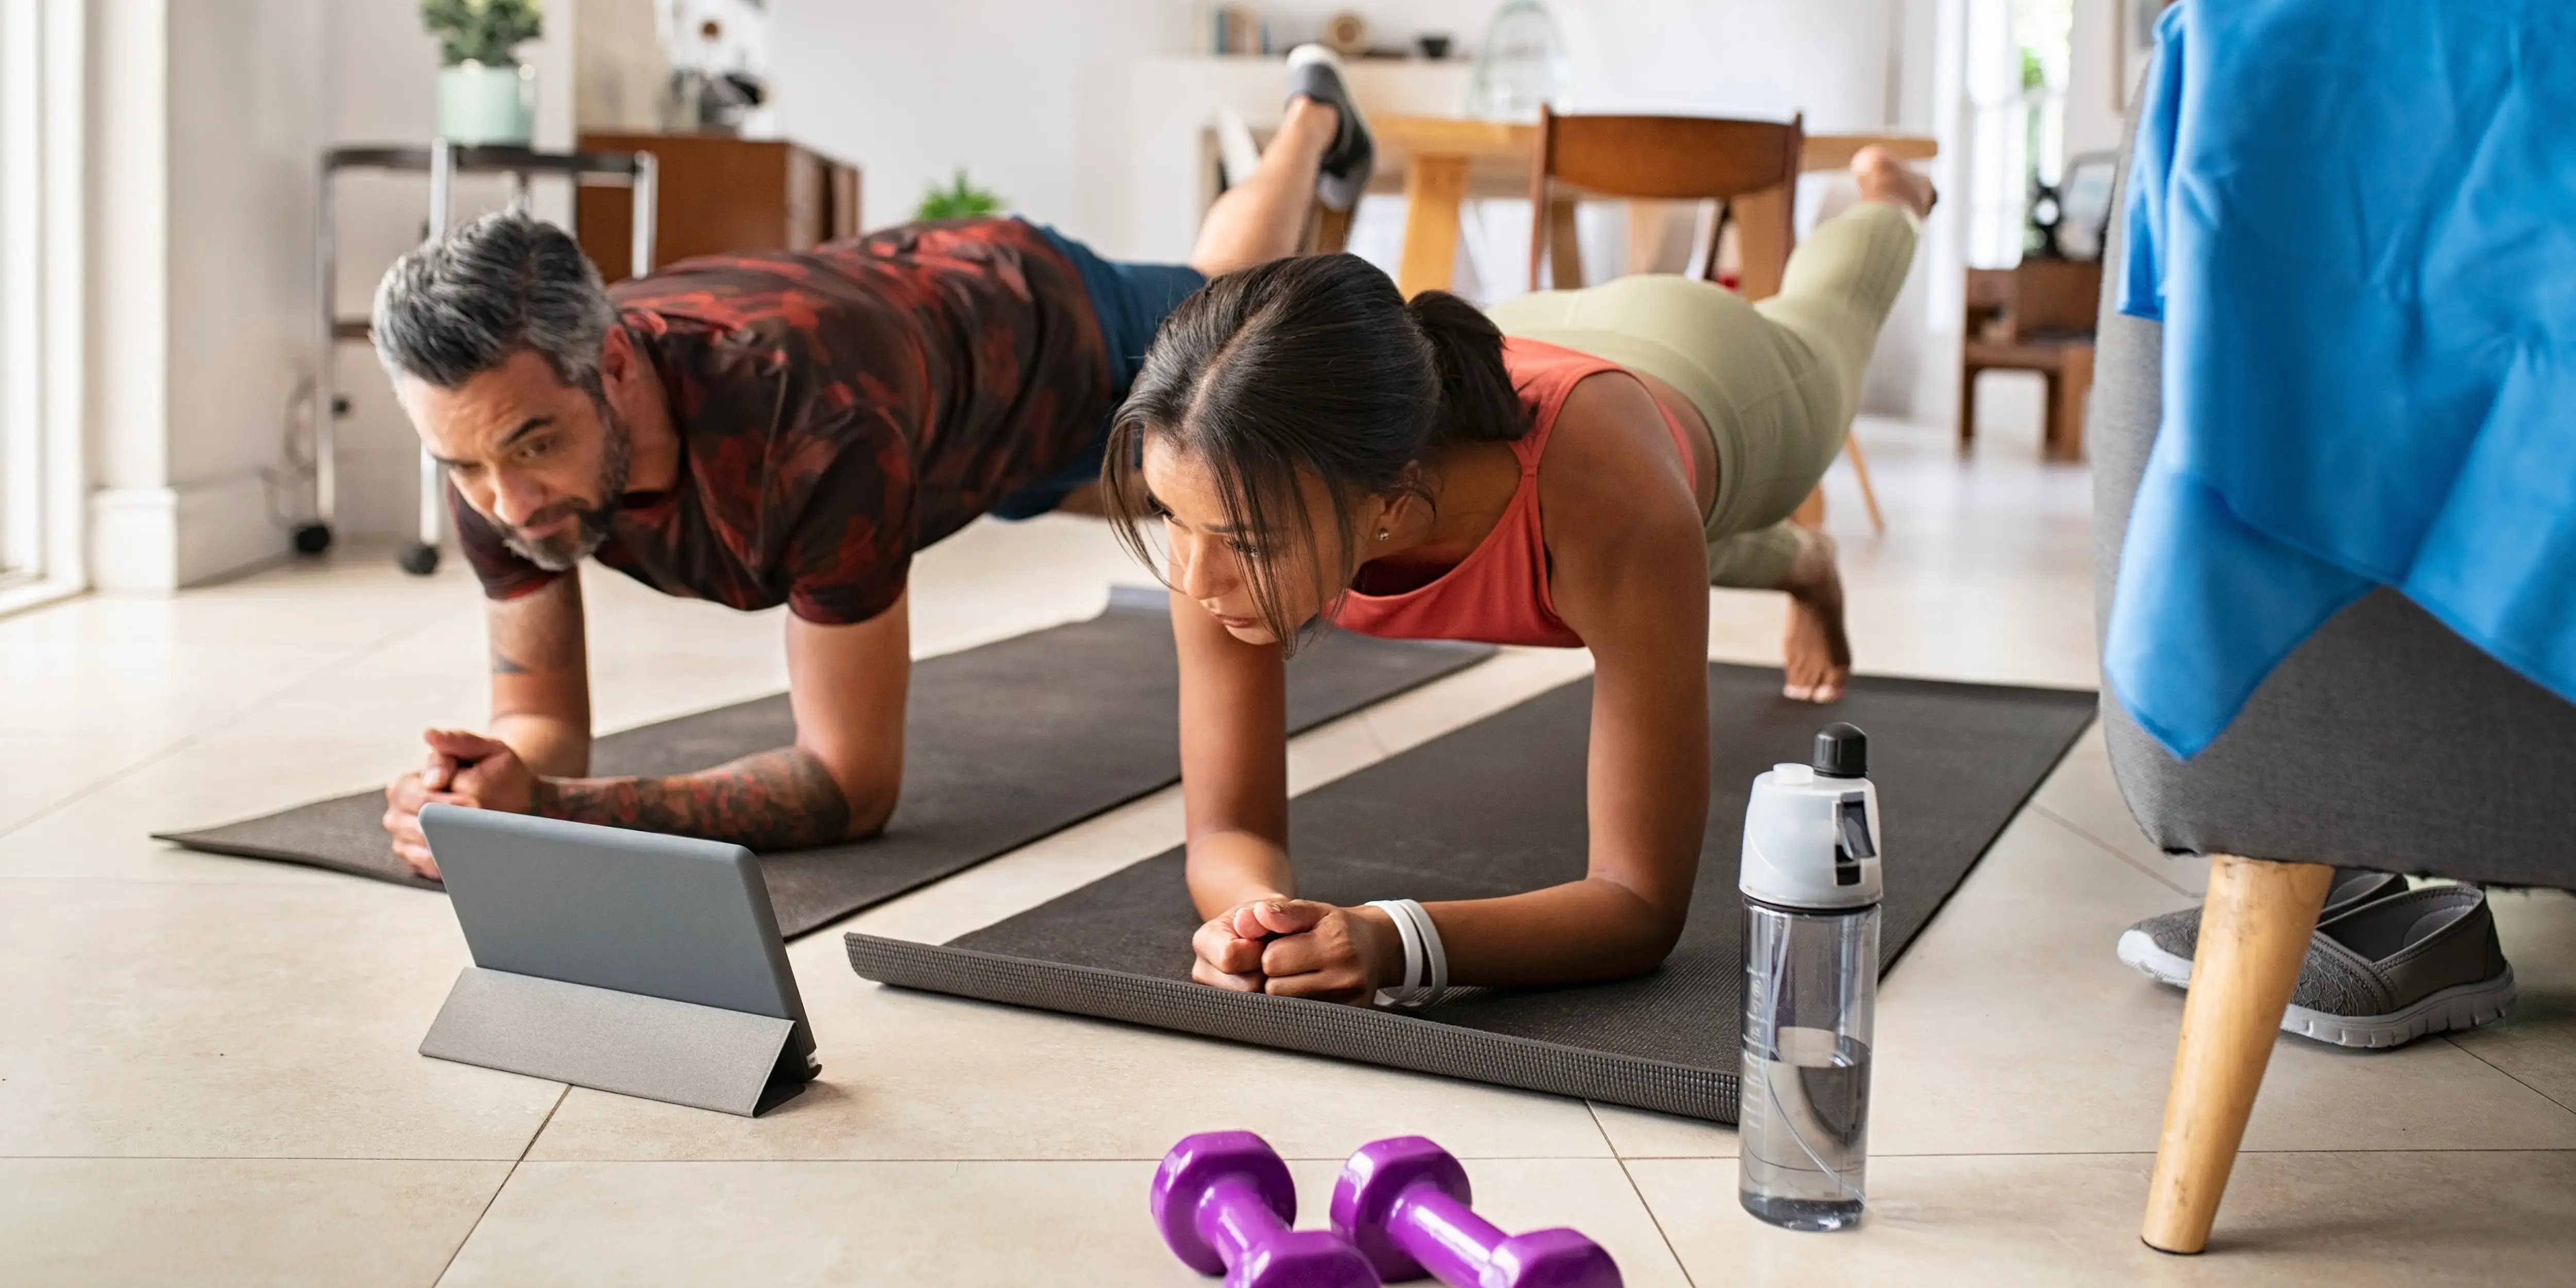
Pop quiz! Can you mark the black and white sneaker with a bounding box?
[1285,44,1375,211]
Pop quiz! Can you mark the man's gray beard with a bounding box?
[501,397,633,571]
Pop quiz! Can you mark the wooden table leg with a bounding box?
[2141,854,2333,1255]
[1397,154,1471,298]
[1959,364,1979,451]
[2041,368,2066,456]
[2053,343,2095,462]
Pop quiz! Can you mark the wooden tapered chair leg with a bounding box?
[1842,436,1886,534]
[2141,854,2334,1255]
[1792,485,1826,529]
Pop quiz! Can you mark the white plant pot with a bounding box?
[436,61,535,146]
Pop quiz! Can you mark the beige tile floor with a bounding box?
[4,415,2571,1285]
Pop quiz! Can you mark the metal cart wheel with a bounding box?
[397,542,442,575]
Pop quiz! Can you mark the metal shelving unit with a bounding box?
[313,141,658,573]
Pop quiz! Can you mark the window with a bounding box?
[0,0,83,609]
[1962,0,2073,268]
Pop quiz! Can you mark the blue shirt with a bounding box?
[2109,0,2576,757]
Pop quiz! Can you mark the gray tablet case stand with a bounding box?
[414,805,823,1117]
[421,968,807,1117]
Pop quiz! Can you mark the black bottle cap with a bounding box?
[1811,722,1868,778]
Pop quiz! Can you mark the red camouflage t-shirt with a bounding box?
[452,217,1113,624]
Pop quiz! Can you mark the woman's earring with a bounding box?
[1378,529,1392,542]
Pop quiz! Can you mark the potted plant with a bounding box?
[914,171,1005,222]
[421,0,544,146]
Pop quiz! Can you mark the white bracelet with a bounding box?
[1399,899,1449,1008]
[1367,898,1448,1009]
[1365,899,1427,1007]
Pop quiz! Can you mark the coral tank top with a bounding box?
[1328,338,1698,648]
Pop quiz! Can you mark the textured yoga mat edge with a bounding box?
[1880,707,2091,978]
[152,591,1493,936]
[152,831,444,891]
[843,934,1736,1121]
[837,666,2098,1121]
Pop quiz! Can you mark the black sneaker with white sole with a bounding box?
[2115,867,2408,987]
[1284,44,1375,211]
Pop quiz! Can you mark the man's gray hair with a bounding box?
[371,209,616,390]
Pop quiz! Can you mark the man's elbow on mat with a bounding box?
[819,756,899,841]
[829,757,902,840]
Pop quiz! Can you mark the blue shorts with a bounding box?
[990,225,1207,520]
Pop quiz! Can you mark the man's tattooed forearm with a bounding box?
[535,747,856,850]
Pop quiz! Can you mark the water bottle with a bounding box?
[1736,722,1882,1231]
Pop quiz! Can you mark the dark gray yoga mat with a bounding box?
[157,590,1490,938]
[846,666,2095,1120]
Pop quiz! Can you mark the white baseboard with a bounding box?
[88,473,288,590]
[0,575,87,620]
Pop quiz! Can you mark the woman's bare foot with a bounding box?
[1852,145,1937,218]
[1780,527,1851,703]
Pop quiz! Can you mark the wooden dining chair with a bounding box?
[1526,106,1885,533]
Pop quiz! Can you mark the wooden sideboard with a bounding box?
[1961,259,2103,462]
[574,133,861,283]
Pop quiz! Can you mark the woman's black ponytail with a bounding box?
[1404,289,1531,444]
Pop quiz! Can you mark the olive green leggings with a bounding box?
[1482,201,1920,588]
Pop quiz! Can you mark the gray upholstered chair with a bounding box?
[2092,105,2576,1253]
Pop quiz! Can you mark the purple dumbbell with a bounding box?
[1153,1131,1382,1288]
[1330,1138,1621,1288]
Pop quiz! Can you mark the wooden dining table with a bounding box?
[1334,116,1939,298]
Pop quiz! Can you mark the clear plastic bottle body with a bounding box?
[1738,898,1878,1231]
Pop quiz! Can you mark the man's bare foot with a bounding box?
[1780,527,1852,703]
[1852,145,1937,218]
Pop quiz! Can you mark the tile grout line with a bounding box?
[1592,1100,1700,1288]
[432,1082,570,1287]
[15,1146,2575,1165]
[0,605,465,847]
[0,1151,1686,1163]
[2443,1032,2576,1118]
[2029,801,2198,899]
[1611,1145,2576,1161]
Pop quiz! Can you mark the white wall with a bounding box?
[771,0,1944,414]
[87,0,323,589]
[770,0,1187,247]
[82,0,579,586]
[324,0,579,543]
[2063,0,2127,161]
[161,0,327,580]
[773,0,1912,249]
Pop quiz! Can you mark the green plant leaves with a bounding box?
[914,169,1005,222]
[421,0,544,68]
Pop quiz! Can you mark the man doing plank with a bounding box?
[374,50,1375,877]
